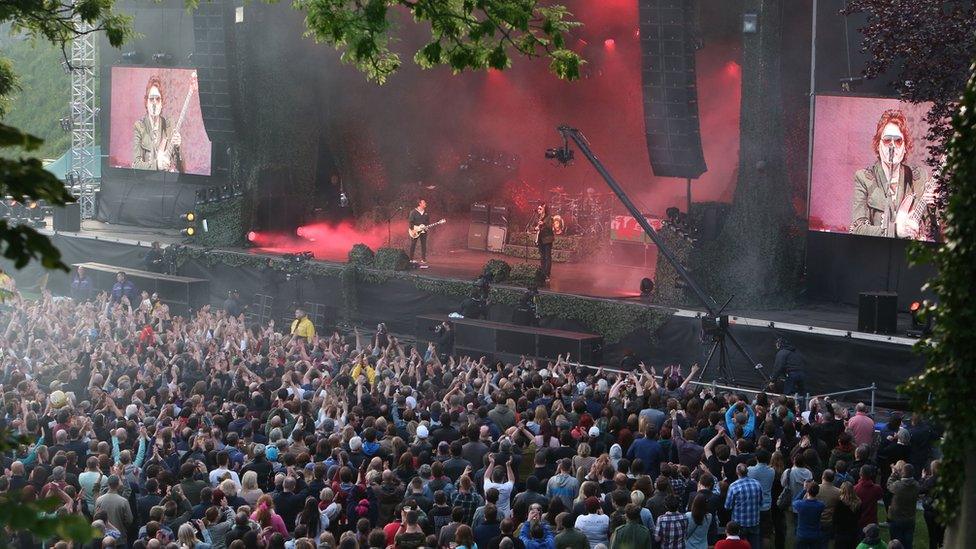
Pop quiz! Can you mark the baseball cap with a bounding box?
[416,425,429,439]
[588,426,600,437]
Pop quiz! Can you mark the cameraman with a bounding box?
[143,241,165,273]
[772,337,806,395]
[433,321,454,359]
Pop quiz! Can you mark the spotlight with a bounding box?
[639,277,654,297]
[151,52,174,65]
[195,188,208,205]
[247,231,257,242]
[121,51,143,63]
[604,38,615,49]
[742,13,758,34]
[181,211,198,238]
[907,300,933,338]
[220,185,233,200]
[59,117,72,131]
[840,76,864,92]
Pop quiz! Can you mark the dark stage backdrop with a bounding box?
[806,231,936,308]
[3,234,921,402]
[232,0,748,229]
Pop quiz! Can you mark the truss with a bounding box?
[69,17,98,220]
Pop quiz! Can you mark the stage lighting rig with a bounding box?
[907,300,933,338]
[121,51,143,63]
[151,52,174,65]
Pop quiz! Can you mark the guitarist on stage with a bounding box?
[849,109,937,240]
[132,75,184,172]
[408,198,431,263]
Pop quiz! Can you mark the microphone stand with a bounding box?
[386,206,403,247]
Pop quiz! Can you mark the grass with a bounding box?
[782,503,930,549]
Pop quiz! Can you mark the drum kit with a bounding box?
[527,187,613,236]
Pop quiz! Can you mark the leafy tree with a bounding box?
[0,0,130,272]
[0,36,72,161]
[0,429,96,545]
[285,0,583,83]
[903,59,976,546]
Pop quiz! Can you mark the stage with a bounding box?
[14,220,924,404]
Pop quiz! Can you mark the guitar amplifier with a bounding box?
[470,203,489,224]
[487,226,507,252]
[490,206,509,227]
[468,222,488,250]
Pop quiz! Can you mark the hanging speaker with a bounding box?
[639,0,707,179]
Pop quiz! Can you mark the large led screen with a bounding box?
[108,67,212,176]
[809,95,940,241]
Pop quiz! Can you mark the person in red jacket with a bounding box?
[853,465,884,529]
[715,521,752,549]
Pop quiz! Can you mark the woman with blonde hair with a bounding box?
[630,490,655,531]
[240,471,263,505]
[573,443,595,477]
[834,481,861,549]
[177,522,210,548]
[526,405,548,435]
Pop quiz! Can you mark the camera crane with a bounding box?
[549,125,768,384]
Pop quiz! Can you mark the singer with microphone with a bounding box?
[849,109,937,239]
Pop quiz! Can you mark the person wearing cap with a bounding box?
[241,444,274,492]
[772,337,806,395]
[856,524,885,549]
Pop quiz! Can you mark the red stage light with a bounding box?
[247,231,257,242]
[604,38,615,49]
[725,60,742,78]
[296,227,306,238]
[910,301,922,312]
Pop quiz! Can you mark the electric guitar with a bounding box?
[894,178,935,239]
[408,219,446,239]
[157,72,198,171]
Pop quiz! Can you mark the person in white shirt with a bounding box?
[209,450,242,490]
[483,453,515,518]
[574,496,609,549]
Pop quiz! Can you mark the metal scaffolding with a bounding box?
[69,19,98,219]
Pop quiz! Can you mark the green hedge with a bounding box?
[170,244,673,344]
[196,197,246,248]
[483,259,512,283]
[348,244,375,266]
[374,247,410,271]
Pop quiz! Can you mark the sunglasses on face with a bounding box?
[881,136,904,146]
[148,96,162,103]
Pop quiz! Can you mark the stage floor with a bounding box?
[53,221,915,341]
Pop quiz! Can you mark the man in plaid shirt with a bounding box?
[655,496,688,549]
[725,463,763,549]
[450,473,483,525]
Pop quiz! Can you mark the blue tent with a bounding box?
[43,146,101,180]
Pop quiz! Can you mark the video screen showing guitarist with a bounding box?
[132,75,186,172]
[849,109,937,240]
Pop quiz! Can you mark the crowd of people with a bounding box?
[0,281,943,549]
